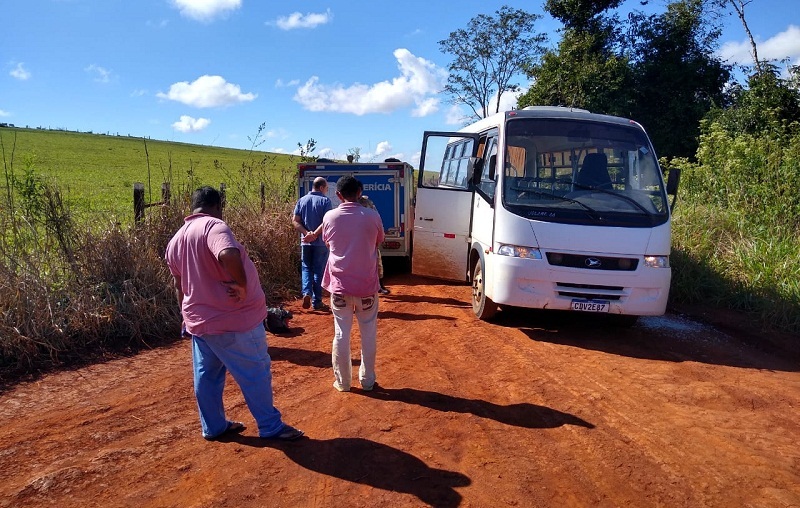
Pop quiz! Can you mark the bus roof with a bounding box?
[458,106,641,134]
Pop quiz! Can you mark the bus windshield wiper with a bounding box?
[571,183,652,215]
[514,188,600,219]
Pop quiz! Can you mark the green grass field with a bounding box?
[0,127,299,222]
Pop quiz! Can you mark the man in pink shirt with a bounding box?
[165,186,303,441]
[321,176,385,392]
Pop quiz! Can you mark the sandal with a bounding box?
[263,424,304,441]
[204,420,246,441]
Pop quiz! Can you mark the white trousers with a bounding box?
[330,292,379,389]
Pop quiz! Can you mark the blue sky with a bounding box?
[2,0,798,166]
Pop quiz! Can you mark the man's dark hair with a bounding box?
[336,175,361,200]
[191,186,222,211]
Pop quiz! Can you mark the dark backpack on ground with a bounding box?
[265,306,293,334]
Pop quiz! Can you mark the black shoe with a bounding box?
[262,425,304,441]
[314,303,331,312]
[301,295,311,309]
[378,287,390,295]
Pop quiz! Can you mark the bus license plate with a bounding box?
[571,299,609,313]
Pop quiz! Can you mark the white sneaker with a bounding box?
[333,381,350,392]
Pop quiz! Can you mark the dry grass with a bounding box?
[0,175,301,386]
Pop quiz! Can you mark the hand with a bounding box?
[302,231,317,243]
[222,280,247,302]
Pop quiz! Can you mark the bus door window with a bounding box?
[475,134,498,201]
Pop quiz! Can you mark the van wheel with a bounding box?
[472,259,497,320]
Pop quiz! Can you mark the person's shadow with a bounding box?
[226,435,470,507]
[359,386,594,429]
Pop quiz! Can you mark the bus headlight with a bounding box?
[497,244,542,259]
[644,255,670,268]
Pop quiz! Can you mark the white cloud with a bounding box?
[375,141,392,156]
[275,78,300,88]
[0,109,11,117]
[10,62,31,80]
[719,25,800,66]
[445,105,467,126]
[85,64,112,83]
[487,86,527,117]
[265,127,288,139]
[157,75,256,108]
[275,9,332,30]
[172,115,211,133]
[146,19,169,28]
[760,25,800,64]
[271,147,287,154]
[293,48,446,116]
[171,0,240,22]
[318,147,336,159]
[131,89,148,97]
[412,97,439,117]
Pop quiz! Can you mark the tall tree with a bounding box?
[518,0,632,115]
[439,6,547,121]
[709,0,761,72]
[626,0,731,158]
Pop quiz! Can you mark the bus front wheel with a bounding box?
[472,258,498,320]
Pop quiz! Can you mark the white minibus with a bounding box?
[412,106,680,323]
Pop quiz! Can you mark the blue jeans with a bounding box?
[330,292,379,389]
[301,244,329,307]
[191,323,285,438]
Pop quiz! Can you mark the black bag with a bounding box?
[265,306,293,334]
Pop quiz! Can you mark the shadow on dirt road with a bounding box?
[494,307,799,372]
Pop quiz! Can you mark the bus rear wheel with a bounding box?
[472,258,497,320]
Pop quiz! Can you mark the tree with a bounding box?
[347,147,361,162]
[707,62,800,136]
[521,0,730,159]
[518,0,632,115]
[625,0,731,158]
[709,0,761,72]
[438,6,547,121]
[297,138,317,162]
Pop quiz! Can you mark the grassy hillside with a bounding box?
[0,127,300,223]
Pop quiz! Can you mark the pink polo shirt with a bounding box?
[321,202,385,297]
[165,213,267,336]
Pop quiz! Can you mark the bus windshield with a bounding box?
[502,118,668,227]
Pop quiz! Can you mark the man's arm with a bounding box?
[218,247,247,302]
[171,274,191,338]
[171,274,184,305]
[293,213,319,243]
[292,213,309,234]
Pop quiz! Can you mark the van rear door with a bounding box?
[412,132,479,281]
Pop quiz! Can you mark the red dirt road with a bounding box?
[1,274,799,507]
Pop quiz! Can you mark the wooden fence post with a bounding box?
[134,183,145,223]
[220,183,226,209]
[261,182,266,212]
[161,182,170,204]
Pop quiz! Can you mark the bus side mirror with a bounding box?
[488,154,497,180]
[666,167,680,195]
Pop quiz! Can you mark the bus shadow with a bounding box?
[494,307,799,372]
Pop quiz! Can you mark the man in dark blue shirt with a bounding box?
[292,177,333,311]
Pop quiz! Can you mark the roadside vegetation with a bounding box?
[1,0,798,385]
[0,126,308,384]
[666,66,800,335]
